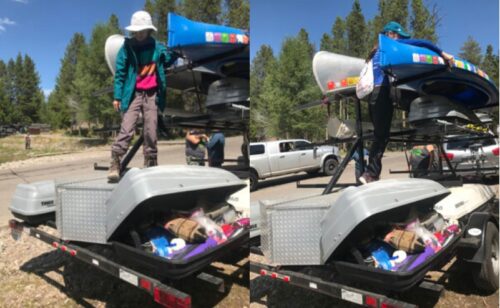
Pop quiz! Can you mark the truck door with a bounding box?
[294,140,317,168]
[274,141,301,173]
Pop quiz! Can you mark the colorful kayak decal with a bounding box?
[205,32,248,44]
[410,52,490,81]
[326,76,360,90]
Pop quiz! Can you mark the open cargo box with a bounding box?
[260,179,494,291]
[103,166,250,279]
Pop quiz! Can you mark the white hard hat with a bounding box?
[125,11,157,32]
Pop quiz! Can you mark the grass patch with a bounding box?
[0,133,110,164]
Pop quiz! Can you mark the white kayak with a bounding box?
[312,51,364,95]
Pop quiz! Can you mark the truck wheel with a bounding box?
[249,171,259,192]
[472,222,499,292]
[323,157,339,176]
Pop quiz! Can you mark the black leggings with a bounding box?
[366,86,394,178]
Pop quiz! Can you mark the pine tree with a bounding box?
[250,45,276,140]
[410,0,438,43]
[260,29,324,140]
[223,0,249,29]
[482,45,499,86]
[19,55,44,124]
[458,36,482,66]
[346,0,367,58]
[144,0,176,42]
[0,60,12,124]
[5,60,17,123]
[320,34,332,52]
[46,33,86,129]
[331,17,347,54]
[73,17,122,130]
[386,0,409,29]
[180,0,221,24]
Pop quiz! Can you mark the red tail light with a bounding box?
[139,278,152,292]
[492,147,499,156]
[282,276,290,283]
[364,295,378,307]
[153,287,191,308]
[271,272,278,279]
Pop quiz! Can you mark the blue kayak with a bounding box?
[167,13,248,63]
[379,34,498,110]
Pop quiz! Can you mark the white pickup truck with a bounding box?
[249,139,340,191]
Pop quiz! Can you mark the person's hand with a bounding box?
[441,52,454,68]
[113,100,121,112]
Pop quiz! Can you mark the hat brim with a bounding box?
[380,30,411,39]
[125,25,157,32]
[398,31,411,39]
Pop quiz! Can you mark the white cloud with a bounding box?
[0,17,16,32]
[12,0,28,3]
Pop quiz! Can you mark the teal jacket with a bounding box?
[113,37,177,112]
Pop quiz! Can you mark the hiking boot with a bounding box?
[359,172,379,185]
[108,153,121,183]
[144,156,157,168]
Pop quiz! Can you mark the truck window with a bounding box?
[250,144,265,155]
[294,141,312,150]
[279,142,294,153]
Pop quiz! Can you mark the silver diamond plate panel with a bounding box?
[56,178,115,243]
[259,200,271,259]
[260,193,339,265]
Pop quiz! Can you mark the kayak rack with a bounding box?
[295,92,498,193]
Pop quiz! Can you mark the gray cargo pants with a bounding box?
[111,90,158,159]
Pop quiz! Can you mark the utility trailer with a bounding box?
[8,13,251,308]
[250,47,499,307]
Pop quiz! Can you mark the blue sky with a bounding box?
[0,0,145,96]
[0,0,498,97]
[251,0,499,62]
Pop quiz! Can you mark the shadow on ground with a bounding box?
[255,173,318,191]
[20,246,249,307]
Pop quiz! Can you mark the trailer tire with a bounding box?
[249,170,259,192]
[323,157,338,176]
[472,222,499,292]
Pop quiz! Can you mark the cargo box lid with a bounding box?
[320,178,449,264]
[106,165,246,240]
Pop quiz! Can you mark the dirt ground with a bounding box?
[0,225,249,307]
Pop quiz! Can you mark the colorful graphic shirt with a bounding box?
[132,39,158,90]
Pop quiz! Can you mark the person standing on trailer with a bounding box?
[359,21,454,184]
[108,11,179,182]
